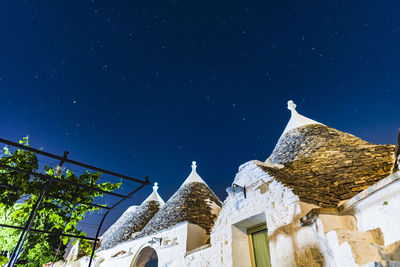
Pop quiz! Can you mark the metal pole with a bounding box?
[0,137,150,266]
[0,138,147,184]
[0,223,99,241]
[87,178,150,266]
[52,215,71,267]
[7,179,51,266]
[88,209,110,267]
[0,164,127,198]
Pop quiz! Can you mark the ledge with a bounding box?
[185,244,212,257]
[339,170,400,211]
[299,170,400,226]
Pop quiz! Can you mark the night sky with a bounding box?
[1,1,400,235]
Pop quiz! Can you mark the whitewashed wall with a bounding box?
[65,162,400,267]
[69,222,195,267]
[187,160,377,267]
[353,178,400,246]
[189,160,325,267]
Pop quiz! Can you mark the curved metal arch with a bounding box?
[0,137,150,267]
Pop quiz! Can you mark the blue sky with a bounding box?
[0,0,399,234]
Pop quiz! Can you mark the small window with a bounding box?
[248,224,271,267]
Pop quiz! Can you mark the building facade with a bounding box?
[63,101,400,267]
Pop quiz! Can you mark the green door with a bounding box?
[251,229,271,267]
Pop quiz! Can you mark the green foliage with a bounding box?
[0,256,7,266]
[0,137,121,266]
[0,205,63,266]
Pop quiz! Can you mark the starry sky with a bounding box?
[1,1,400,235]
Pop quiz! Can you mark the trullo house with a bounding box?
[63,100,400,267]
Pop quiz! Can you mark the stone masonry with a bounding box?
[135,182,222,239]
[260,124,395,207]
[99,200,162,250]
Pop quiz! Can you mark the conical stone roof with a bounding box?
[99,183,164,250]
[135,161,222,239]
[258,100,396,208]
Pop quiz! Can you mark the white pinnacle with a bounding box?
[287,100,296,111]
[281,100,322,136]
[192,161,197,170]
[143,182,165,205]
[153,182,159,192]
[182,161,206,185]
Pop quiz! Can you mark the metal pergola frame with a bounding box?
[0,137,150,267]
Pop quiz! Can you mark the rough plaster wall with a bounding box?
[68,223,190,267]
[354,179,400,246]
[310,216,359,267]
[199,160,325,267]
[186,224,207,251]
[185,246,213,267]
[64,161,400,267]
[195,161,372,267]
[231,225,252,267]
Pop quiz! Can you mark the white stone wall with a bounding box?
[187,160,368,267]
[63,162,400,267]
[85,160,314,267]
[353,178,400,246]
[310,215,359,267]
[185,245,212,267]
[186,224,207,252]
[192,160,317,267]
[68,222,194,267]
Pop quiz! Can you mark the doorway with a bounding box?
[248,224,271,267]
[131,246,158,267]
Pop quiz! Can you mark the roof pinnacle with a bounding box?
[287,100,297,111]
[153,182,159,192]
[142,181,165,205]
[181,160,206,186]
[280,99,323,136]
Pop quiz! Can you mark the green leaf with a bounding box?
[0,136,121,265]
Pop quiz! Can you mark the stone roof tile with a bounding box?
[135,162,222,239]
[258,124,395,208]
[99,183,164,250]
